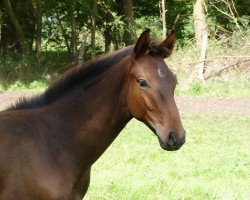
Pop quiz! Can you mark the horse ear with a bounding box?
[157,30,176,58]
[133,29,150,59]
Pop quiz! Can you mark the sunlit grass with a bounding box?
[175,74,250,98]
[2,80,49,92]
[85,115,250,200]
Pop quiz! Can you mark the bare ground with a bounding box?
[0,92,249,116]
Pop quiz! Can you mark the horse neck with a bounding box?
[46,55,132,168]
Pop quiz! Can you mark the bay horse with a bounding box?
[0,29,185,200]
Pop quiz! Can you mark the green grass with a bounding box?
[84,116,250,200]
[1,80,48,92]
[175,74,250,98]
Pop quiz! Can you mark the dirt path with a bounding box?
[0,92,249,116]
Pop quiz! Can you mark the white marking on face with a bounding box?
[157,68,165,78]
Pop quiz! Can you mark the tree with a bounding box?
[70,0,77,60]
[77,29,86,65]
[91,0,97,58]
[33,0,42,58]
[193,0,208,80]
[1,0,36,53]
[2,0,26,52]
[123,0,136,45]
[160,0,167,39]
[210,0,247,35]
[99,0,116,52]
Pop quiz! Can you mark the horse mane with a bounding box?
[6,40,167,111]
[7,46,134,111]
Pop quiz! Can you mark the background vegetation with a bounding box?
[0,0,249,96]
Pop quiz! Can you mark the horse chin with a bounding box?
[141,120,182,151]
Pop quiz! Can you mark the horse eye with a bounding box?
[138,79,148,88]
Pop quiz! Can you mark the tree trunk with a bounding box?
[0,13,20,52]
[161,0,167,39]
[3,0,26,51]
[104,28,112,52]
[101,0,117,51]
[193,0,208,80]
[91,0,97,58]
[193,0,207,48]
[71,1,77,61]
[71,12,77,60]
[123,0,136,45]
[77,30,86,66]
[33,0,42,59]
[197,32,208,80]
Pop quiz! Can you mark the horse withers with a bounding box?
[0,29,185,199]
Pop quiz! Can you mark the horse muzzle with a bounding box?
[157,130,186,151]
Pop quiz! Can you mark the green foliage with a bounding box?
[0,0,249,95]
[134,0,159,17]
[135,16,162,39]
[186,81,206,96]
[84,116,250,199]
[166,1,194,43]
[1,28,249,97]
[0,51,70,88]
[208,0,250,34]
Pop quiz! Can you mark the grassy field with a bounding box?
[84,115,250,200]
[175,74,250,98]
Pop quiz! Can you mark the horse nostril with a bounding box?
[167,131,176,146]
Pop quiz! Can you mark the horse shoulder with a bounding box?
[0,110,76,199]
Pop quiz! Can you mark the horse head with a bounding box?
[127,29,186,151]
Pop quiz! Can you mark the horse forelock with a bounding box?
[148,41,168,57]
